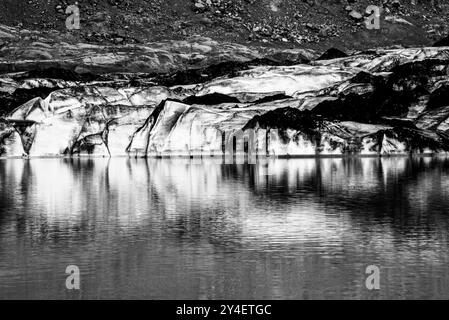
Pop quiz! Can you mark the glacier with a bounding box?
[2,36,449,158]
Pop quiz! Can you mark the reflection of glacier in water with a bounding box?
[1,157,449,299]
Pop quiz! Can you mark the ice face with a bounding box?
[2,46,449,158]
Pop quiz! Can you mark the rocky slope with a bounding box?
[0,0,448,50]
[2,22,449,158]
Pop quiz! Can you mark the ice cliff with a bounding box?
[2,32,449,158]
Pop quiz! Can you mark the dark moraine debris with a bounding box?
[0,118,15,142]
[382,118,418,129]
[251,93,292,105]
[311,60,447,123]
[433,35,449,47]
[316,48,348,61]
[387,60,449,91]
[350,71,385,87]
[13,67,99,82]
[0,87,55,116]
[154,60,251,87]
[133,98,183,135]
[183,93,240,105]
[256,51,311,66]
[154,54,310,87]
[311,87,424,123]
[414,104,449,130]
[367,127,449,153]
[0,67,103,115]
[427,84,449,111]
[244,107,322,142]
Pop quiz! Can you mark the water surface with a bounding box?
[1,157,449,299]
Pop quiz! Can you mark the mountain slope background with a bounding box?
[0,0,448,51]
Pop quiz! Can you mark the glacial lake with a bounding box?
[1,157,449,299]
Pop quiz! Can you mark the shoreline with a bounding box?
[1,153,448,161]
